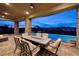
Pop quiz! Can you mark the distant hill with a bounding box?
[32,27,76,36]
[0,25,14,34]
[0,25,76,36]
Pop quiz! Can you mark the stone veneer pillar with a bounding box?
[77,7,79,48]
[25,18,32,34]
[14,21,19,35]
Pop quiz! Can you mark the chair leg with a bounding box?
[20,44,25,56]
[13,46,17,56]
[19,49,22,56]
[55,42,61,55]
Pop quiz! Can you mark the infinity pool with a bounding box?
[48,34,76,43]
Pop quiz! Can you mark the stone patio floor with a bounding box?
[0,35,79,56]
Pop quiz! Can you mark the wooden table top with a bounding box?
[22,36,51,45]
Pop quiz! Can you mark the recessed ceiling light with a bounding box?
[4,12,8,15]
[30,6,34,9]
[5,3,10,5]
[1,15,5,18]
[30,3,34,9]
[25,11,29,15]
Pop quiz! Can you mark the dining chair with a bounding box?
[13,36,21,55]
[22,33,31,39]
[42,33,48,39]
[20,39,40,56]
[45,38,61,55]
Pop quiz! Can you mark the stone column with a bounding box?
[14,21,19,35]
[25,18,32,34]
[77,7,79,48]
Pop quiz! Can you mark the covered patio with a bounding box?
[0,3,79,56]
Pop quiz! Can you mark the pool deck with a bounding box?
[0,35,79,56]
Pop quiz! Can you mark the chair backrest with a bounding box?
[36,33,42,38]
[53,38,61,48]
[42,33,48,39]
[53,38,61,54]
[22,33,31,39]
[21,40,32,56]
[30,32,42,38]
[14,36,21,47]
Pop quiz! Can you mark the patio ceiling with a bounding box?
[0,3,78,21]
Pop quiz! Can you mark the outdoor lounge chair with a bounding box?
[0,35,8,42]
[20,39,40,56]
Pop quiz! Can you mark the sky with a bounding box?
[0,20,14,28]
[31,9,76,28]
[0,9,77,28]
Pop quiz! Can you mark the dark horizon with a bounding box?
[0,25,76,36]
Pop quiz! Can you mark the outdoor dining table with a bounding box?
[21,36,58,55]
[22,36,51,45]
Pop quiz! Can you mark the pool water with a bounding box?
[48,34,76,43]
